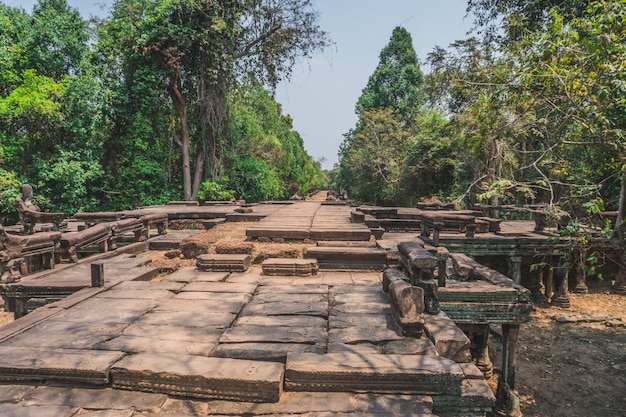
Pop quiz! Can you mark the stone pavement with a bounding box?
[0,264,494,416]
[246,202,372,241]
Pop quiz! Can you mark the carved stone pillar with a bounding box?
[572,254,589,294]
[526,261,548,303]
[507,256,523,284]
[494,324,522,417]
[551,256,571,308]
[462,324,493,379]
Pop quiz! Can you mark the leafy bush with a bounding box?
[0,168,22,225]
[196,178,235,202]
[228,157,281,202]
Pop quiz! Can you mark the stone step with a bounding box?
[110,353,284,402]
[285,352,464,395]
[0,346,125,385]
[305,247,387,271]
[262,258,319,276]
[196,254,251,272]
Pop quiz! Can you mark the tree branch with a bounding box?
[236,23,282,60]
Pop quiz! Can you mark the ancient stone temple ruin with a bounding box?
[0,192,622,416]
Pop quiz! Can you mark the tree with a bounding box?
[337,26,425,204]
[104,0,330,200]
[337,108,410,205]
[356,26,424,124]
[0,0,106,214]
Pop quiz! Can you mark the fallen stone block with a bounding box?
[110,353,284,402]
[196,254,251,272]
[423,312,472,363]
[262,258,319,276]
[388,279,425,337]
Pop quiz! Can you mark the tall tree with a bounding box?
[337,26,424,203]
[104,0,329,200]
[355,26,424,124]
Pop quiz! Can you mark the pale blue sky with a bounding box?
[2,0,473,169]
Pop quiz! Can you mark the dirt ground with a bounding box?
[509,292,626,417]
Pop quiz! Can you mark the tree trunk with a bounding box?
[168,76,193,200]
[611,171,626,240]
[191,148,205,200]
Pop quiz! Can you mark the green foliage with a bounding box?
[227,79,326,198]
[227,156,281,203]
[197,179,235,202]
[0,168,21,225]
[34,148,103,214]
[337,108,410,205]
[356,27,424,124]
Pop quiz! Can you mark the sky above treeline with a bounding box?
[2,0,473,169]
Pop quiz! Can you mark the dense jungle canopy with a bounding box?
[336,0,626,238]
[1,0,625,239]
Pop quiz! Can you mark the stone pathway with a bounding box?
[0,264,495,416]
[246,202,372,241]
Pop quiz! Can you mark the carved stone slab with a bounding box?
[432,378,496,414]
[285,353,463,395]
[262,258,319,276]
[328,326,404,345]
[0,346,124,385]
[384,338,437,355]
[305,247,387,271]
[110,353,284,402]
[388,279,425,337]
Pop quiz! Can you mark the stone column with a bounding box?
[526,260,548,303]
[494,324,522,417]
[507,256,523,284]
[572,254,589,294]
[462,324,493,379]
[551,256,571,308]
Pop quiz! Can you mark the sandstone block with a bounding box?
[111,353,284,402]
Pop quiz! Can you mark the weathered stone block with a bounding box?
[423,312,472,363]
[0,346,124,385]
[285,353,463,395]
[388,279,425,337]
[110,353,284,402]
